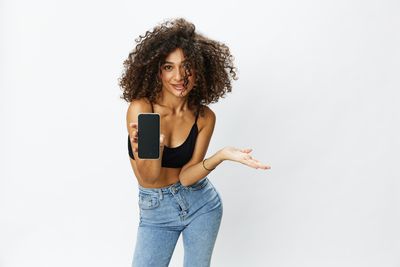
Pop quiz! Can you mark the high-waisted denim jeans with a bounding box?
[132,176,223,267]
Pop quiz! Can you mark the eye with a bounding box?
[163,65,173,71]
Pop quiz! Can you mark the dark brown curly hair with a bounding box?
[118,17,238,116]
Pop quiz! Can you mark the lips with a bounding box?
[172,84,185,91]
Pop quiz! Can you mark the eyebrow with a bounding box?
[163,60,187,64]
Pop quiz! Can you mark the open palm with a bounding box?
[220,146,271,170]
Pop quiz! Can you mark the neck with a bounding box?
[156,90,189,114]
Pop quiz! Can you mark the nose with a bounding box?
[173,67,184,81]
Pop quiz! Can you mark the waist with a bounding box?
[138,176,208,195]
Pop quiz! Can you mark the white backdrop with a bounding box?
[1,0,399,266]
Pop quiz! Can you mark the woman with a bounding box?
[119,18,270,267]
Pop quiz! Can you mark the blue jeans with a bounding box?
[132,176,223,267]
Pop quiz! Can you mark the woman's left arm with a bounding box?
[178,106,219,187]
[179,107,271,187]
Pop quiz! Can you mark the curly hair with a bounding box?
[118,17,238,116]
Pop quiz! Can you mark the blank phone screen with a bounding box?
[138,113,160,159]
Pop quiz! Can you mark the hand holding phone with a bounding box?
[138,113,160,159]
[129,114,165,159]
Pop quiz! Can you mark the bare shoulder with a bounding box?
[127,97,152,114]
[203,105,216,120]
[198,105,216,131]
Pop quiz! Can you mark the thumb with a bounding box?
[160,134,165,146]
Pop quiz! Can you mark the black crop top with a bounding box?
[128,103,200,168]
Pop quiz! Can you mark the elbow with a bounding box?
[178,174,185,186]
[180,179,196,187]
[180,181,190,187]
[179,175,190,187]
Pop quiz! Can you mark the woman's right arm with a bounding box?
[126,99,165,183]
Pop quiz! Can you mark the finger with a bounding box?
[129,122,138,129]
[249,158,271,170]
[130,130,138,143]
[130,129,137,138]
[258,164,270,170]
[256,161,271,169]
[241,159,259,169]
[240,148,253,153]
[248,158,271,170]
[248,161,260,169]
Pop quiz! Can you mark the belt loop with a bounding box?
[158,189,163,200]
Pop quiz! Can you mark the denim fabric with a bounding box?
[132,176,223,267]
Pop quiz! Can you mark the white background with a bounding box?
[1,0,399,266]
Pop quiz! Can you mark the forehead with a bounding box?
[164,48,186,63]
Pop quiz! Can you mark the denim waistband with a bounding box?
[138,176,208,195]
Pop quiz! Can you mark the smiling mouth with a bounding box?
[172,84,185,91]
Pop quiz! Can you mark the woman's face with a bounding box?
[159,48,196,98]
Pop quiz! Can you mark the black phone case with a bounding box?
[138,113,160,159]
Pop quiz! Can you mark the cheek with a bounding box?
[160,70,171,81]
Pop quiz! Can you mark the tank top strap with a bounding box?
[195,105,200,123]
[151,102,154,113]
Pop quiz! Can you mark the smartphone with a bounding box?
[138,113,160,159]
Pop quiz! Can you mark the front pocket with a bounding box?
[138,194,160,210]
[189,178,209,191]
